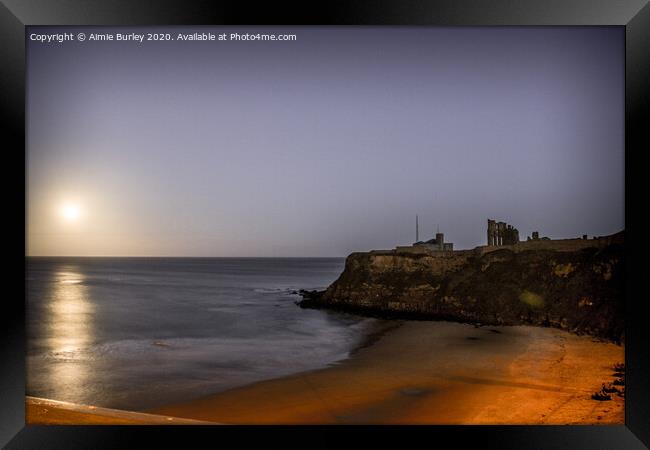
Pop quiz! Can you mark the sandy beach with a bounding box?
[150,321,624,425]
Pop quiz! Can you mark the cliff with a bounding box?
[300,232,625,342]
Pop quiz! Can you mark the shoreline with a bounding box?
[347,317,404,357]
[24,314,398,425]
[26,320,624,425]
[151,321,624,424]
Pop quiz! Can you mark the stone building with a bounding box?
[413,231,454,251]
[487,219,520,246]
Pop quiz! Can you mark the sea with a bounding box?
[26,257,381,411]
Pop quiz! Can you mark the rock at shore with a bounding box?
[299,231,624,342]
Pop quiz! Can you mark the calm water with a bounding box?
[26,257,379,411]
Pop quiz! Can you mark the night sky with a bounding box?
[27,26,624,256]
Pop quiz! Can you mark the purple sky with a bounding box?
[27,26,624,256]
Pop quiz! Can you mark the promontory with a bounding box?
[300,229,624,342]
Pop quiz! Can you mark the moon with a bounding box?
[60,202,82,222]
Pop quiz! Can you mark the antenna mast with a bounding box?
[416,215,419,242]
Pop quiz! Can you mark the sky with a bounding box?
[26,26,624,257]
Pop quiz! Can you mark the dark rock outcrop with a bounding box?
[299,232,625,342]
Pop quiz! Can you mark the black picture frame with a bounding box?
[2,1,649,448]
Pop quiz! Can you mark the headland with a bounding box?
[299,229,625,342]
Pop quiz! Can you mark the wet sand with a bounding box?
[151,321,624,424]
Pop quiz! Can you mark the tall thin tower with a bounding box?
[416,215,419,242]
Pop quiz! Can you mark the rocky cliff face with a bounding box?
[300,233,625,342]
